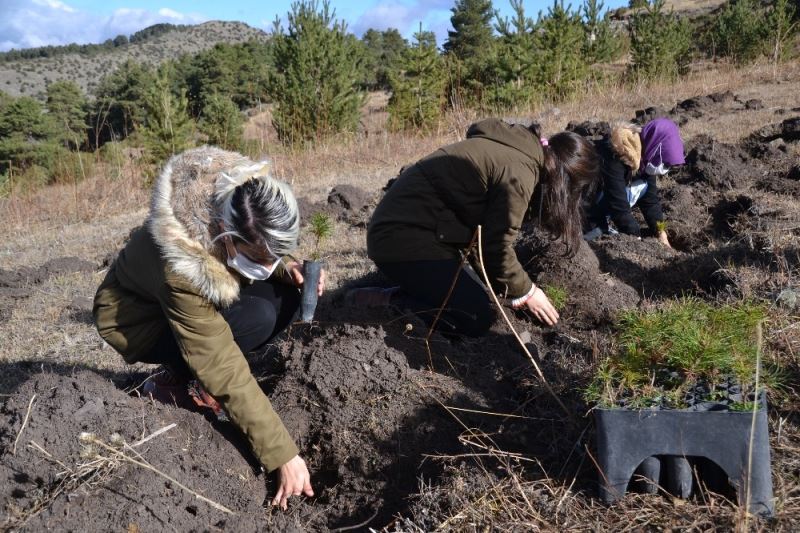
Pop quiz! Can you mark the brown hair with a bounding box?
[529,123,599,256]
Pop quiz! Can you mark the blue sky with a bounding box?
[0,0,627,52]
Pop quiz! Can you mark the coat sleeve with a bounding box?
[636,174,664,232]
[481,167,535,298]
[160,278,298,472]
[602,158,642,236]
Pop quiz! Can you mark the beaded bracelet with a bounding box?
[511,283,537,309]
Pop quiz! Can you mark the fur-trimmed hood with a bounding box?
[146,146,267,307]
[609,123,642,171]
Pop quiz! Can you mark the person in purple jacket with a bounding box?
[584,118,685,248]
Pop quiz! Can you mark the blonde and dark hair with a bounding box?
[214,162,300,262]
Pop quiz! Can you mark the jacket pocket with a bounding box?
[435,214,473,246]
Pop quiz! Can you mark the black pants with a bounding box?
[376,259,495,337]
[144,279,301,379]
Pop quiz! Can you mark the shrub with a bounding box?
[99,141,126,180]
[51,151,95,184]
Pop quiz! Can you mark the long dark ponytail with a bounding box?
[529,123,599,256]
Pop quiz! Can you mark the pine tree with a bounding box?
[629,0,691,80]
[534,0,588,99]
[581,0,623,64]
[444,0,498,105]
[199,92,244,151]
[388,26,445,132]
[711,0,768,65]
[45,80,88,150]
[491,0,537,109]
[444,0,496,58]
[0,94,63,186]
[140,67,194,171]
[269,0,365,145]
[361,28,408,90]
[92,60,155,143]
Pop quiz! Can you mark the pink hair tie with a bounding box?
[540,137,549,147]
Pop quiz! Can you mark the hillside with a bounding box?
[0,21,268,99]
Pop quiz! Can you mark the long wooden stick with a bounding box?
[475,225,572,419]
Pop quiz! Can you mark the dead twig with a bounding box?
[81,433,235,515]
[131,423,177,448]
[330,508,379,532]
[12,393,36,455]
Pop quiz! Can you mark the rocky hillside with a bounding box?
[0,21,268,99]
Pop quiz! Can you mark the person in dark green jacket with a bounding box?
[358,118,599,336]
[93,147,322,510]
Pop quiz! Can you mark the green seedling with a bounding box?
[586,298,775,409]
[541,283,568,312]
[309,212,333,261]
[655,220,668,233]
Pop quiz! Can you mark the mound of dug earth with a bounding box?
[0,370,269,532]
[0,323,487,531]
[516,227,640,325]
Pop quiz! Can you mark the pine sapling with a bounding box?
[309,212,333,261]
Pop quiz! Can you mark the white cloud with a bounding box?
[0,1,208,52]
[158,8,186,20]
[33,0,76,13]
[351,0,453,43]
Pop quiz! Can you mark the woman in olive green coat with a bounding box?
[93,147,322,510]
[360,118,598,335]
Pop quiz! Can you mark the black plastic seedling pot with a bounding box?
[594,397,773,516]
[300,260,323,322]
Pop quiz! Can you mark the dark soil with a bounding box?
[516,227,640,325]
[296,184,376,228]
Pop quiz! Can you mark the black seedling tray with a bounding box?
[594,394,773,516]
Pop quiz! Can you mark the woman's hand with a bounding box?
[286,261,326,296]
[272,455,314,511]
[525,287,559,326]
[657,229,673,249]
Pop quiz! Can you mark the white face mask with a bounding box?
[644,143,669,176]
[226,250,281,281]
[644,162,668,176]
